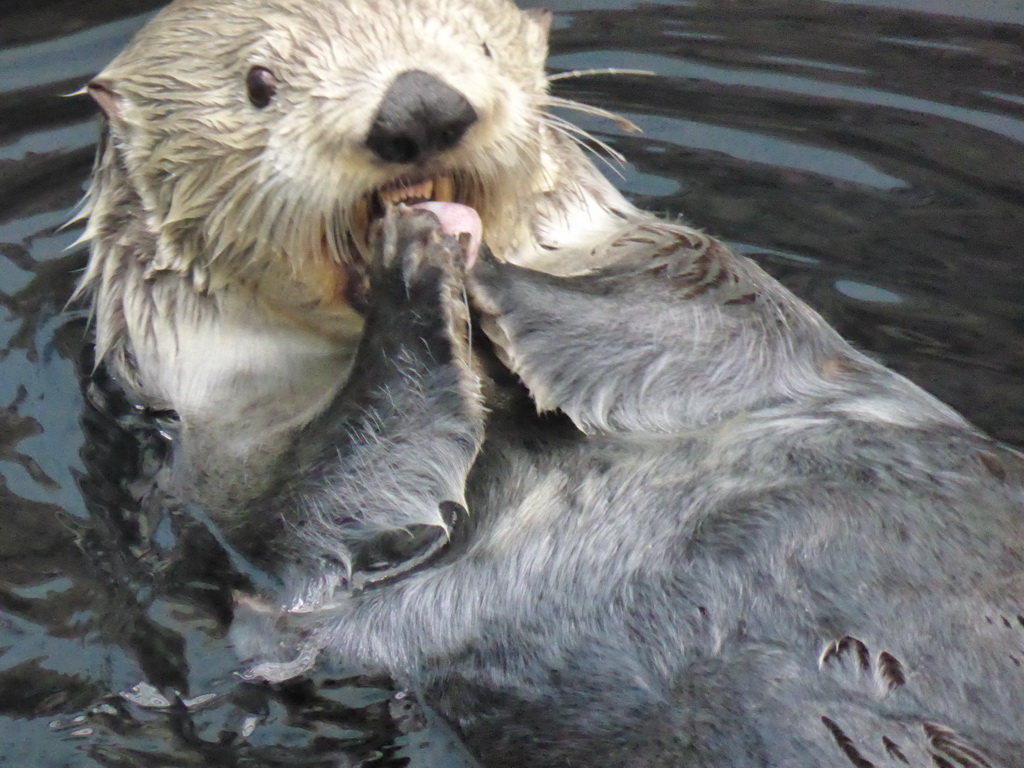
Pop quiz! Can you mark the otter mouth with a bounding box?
[376,175,456,208]
[338,172,481,312]
[355,173,470,235]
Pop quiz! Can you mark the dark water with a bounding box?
[1,0,1023,765]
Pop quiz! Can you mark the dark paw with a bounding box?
[466,248,582,382]
[464,246,525,371]
[364,205,474,364]
[464,243,512,316]
[372,205,468,308]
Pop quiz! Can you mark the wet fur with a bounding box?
[232,206,1024,767]
[76,0,561,512]
[77,1,1024,766]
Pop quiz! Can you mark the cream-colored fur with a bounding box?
[75,0,634,508]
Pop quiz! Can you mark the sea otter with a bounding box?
[77,0,1024,766]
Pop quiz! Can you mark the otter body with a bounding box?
[79,1,1024,766]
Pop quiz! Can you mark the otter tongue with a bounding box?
[412,201,482,268]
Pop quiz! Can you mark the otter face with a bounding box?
[84,0,552,314]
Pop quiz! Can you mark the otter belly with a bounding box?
[234,207,1024,768]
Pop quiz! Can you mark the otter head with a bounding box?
[83,0,553,318]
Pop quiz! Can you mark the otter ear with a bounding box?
[87,79,124,124]
[524,8,553,37]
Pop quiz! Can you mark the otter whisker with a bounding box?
[543,124,624,180]
[547,67,655,82]
[545,95,643,134]
[541,113,627,176]
[543,112,626,161]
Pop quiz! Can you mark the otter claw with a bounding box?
[350,501,468,591]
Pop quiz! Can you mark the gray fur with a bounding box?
[76,1,1024,765]
[233,207,1024,768]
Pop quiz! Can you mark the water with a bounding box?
[1,0,1023,764]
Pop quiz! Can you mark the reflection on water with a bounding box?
[1,0,1023,764]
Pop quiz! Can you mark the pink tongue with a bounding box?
[412,201,482,267]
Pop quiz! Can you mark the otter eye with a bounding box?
[482,42,492,58]
[246,66,278,108]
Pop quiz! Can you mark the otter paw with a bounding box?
[366,205,474,361]
[373,205,468,303]
[465,247,533,373]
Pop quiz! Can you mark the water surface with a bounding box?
[1,0,1023,764]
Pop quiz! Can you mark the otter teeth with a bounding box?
[434,176,454,202]
[380,179,434,205]
[359,175,461,246]
[376,175,456,206]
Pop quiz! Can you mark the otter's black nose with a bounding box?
[366,70,478,164]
